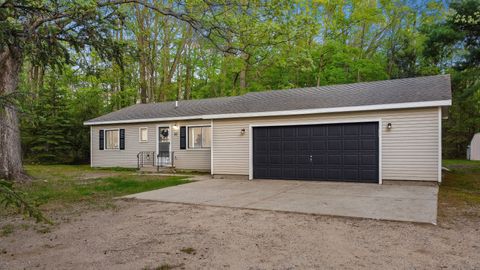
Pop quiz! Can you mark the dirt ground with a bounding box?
[1,200,479,270]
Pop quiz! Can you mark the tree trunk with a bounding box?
[239,53,249,91]
[0,46,29,182]
[184,44,192,100]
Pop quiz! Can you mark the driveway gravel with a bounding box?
[1,200,479,270]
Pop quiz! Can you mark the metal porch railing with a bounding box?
[137,151,155,169]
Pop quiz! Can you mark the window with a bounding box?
[139,127,148,142]
[105,130,119,149]
[188,126,211,149]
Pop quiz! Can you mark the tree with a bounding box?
[0,0,261,181]
[1,0,125,180]
[423,0,480,158]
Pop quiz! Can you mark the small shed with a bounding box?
[468,133,480,160]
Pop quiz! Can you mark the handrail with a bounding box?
[137,151,155,169]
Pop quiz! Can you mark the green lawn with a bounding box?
[441,159,480,206]
[4,165,191,214]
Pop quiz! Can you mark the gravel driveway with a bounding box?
[1,200,479,270]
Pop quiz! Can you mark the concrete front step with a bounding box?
[139,166,176,173]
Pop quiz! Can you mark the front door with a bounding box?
[158,126,171,166]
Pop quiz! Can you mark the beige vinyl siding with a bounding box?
[92,123,157,168]
[91,120,211,170]
[212,107,440,181]
[171,120,211,171]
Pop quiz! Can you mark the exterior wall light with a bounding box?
[240,128,246,135]
[172,123,179,135]
[387,123,392,129]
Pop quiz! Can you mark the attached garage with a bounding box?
[253,122,379,183]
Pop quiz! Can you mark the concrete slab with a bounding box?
[124,179,438,224]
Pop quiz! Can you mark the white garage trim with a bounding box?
[248,118,383,184]
[379,119,383,185]
[438,107,442,183]
[211,119,214,175]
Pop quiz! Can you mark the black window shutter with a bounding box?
[99,130,104,150]
[180,126,186,149]
[119,129,125,150]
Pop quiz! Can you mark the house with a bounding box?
[467,133,480,160]
[84,75,452,184]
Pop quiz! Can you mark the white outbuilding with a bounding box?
[468,133,480,160]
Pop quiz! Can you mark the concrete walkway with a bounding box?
[124,179,438,224]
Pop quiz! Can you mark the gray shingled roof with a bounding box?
[85,75,451,124]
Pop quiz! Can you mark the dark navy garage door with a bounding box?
[253,122,379,183]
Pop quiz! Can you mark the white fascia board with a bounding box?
[84,99,452,126]
[203,100,452,119]
[83,115,203,126]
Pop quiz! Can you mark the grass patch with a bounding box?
[143,264,184,270]
[440,159,480,206]
[180,247,196,255]
[20,174,190,206]
[1,165,192,217]
[443,159,480,167]
[1,224,14,237]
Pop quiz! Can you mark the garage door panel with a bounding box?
[328,125,342,136]
[343,155,358,165]
[253,122,378,183]
[344,139,359,150]
[283,167,297,178]
[328,155,342,165]
[328,140,342,150]
[283,141,296,151]
[311,141,326,150]
[269,127,283,138]
[297,155,310,164]
[312,126,327,136]
[283,128,296,137]
[312,155,327,164]
[297,168,311,179]
[360,155,377,165]
[361,139,377,150]
[327,169,342,179]
[312,168,326,179]
[344,125,360,135]
[361,124,377,135]
[270,155,282,164]
[297,126,310,137]
[360,170,377,181]
[268,167,283,178]
[254,128,268,138]
[297,141,310,151]
[255,155,269,164]
[269,142,282,151]
[343,168,359,180]
[254,142,268,152]
[283,155,296,164]
[254,167,268,178]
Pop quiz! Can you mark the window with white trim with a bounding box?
[188,126,211,149]
[139,127,148,142]
[105,130,120,149]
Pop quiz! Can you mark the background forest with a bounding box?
[14,0,480,164]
